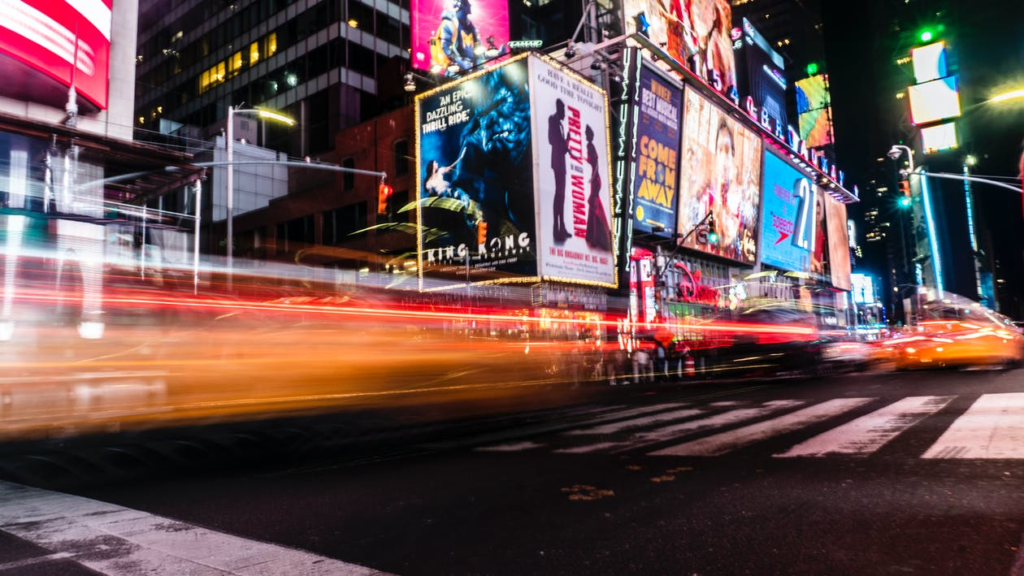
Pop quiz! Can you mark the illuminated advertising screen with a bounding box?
[0,0,112,110]
[415,55,536,285]
[921,122,958,154]
[826,196,852,291]
[531,55,616,287]
[912,42,947,83]
[623,0,736,94]
[759,150,813,273]
[795,75,832,148]
[809,187,829,278]
[798,109,833,148]
[410,0,510,75]
[631,65,682,237]
[908,76,961,125]
[677,87,762,264]
[734,18,788,131]
[850,273,875,305]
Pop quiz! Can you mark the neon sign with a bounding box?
[675,262,721,308]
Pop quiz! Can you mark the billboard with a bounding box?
[630,65,682,237]
[415,55,537,284]
[912,42,948,84]
[677,87,762,264]
[908,76,961,125]
[759,150,813,273]
[531,55,616,287]
[921,122,958,154]
[826,195,852,291]
[623,0,736,94]
[850,273,875,305]
[795,75,833,148]
[0,0,112,110]
[809,187,829,279]
[410,0,510,76]
[734,18,788,132]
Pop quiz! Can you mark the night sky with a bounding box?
[821,0,1024,317]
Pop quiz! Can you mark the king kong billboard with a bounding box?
[415,53,616,289]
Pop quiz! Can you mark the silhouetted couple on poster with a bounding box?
[548,98,611,251]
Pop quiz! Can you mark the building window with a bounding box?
[342,157,355,190]
[393,140,409,176]
[324,202,368,244]
[250,41,260,65]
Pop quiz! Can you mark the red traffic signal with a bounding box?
[898,180,911,198]
[377,183,393,215]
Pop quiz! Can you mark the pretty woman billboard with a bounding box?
[530,56,616,288]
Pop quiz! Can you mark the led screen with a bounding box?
[826,195,852,291]
[908,76,961,125]
[677,87,762,264]
[795,74,832,147]
[734,18,788,131]
[798,108,833,148]
[921,122,958,154]
[0,0,112,109]
[912,42,947,84]
[795,75,828,114]
[410,0,510,75]
[850,273,876,305]
[623,0,736,94]
[415,55,536,284]
[759,150,814,273]
[531,55,616,287]
[630,65,682,237]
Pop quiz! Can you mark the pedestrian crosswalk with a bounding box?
[475,393,1024,460]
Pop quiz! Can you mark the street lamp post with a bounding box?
[225,105,295,276]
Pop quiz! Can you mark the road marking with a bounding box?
[0,481,389,575]
[476,441,545,452]
[923,393,1024,459]
[775,396,954,457]
[649,398,874,457]
[564,408,704,435]
[558,401,803,455]
[0,552,74,572]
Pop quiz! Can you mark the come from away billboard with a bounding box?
[630,64,682,237]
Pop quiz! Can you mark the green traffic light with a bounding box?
[708,231,719,244]
[899,197,912,208]
[920,30,933,42]
[806,62,819,76]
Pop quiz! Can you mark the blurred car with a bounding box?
[699,304,826,379]
[891,296,1024,370]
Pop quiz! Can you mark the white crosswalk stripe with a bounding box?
[564,407,704,436]
[478,392,1024,460]
[554,400,805,455]
[775,396,954,458]
[648,398,874,457]
[923,392,1024,459]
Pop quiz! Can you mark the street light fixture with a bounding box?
[226,105,295,276]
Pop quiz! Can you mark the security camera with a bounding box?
[565,42,576,59]
[887,147,903,161]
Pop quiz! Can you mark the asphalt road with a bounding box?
[3,367,1024,575]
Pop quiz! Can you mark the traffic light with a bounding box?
[898,179,910,197]
[377,182,393,215]
[806,62,819,76]
[706,215,718,245]
[476,220,488,245]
